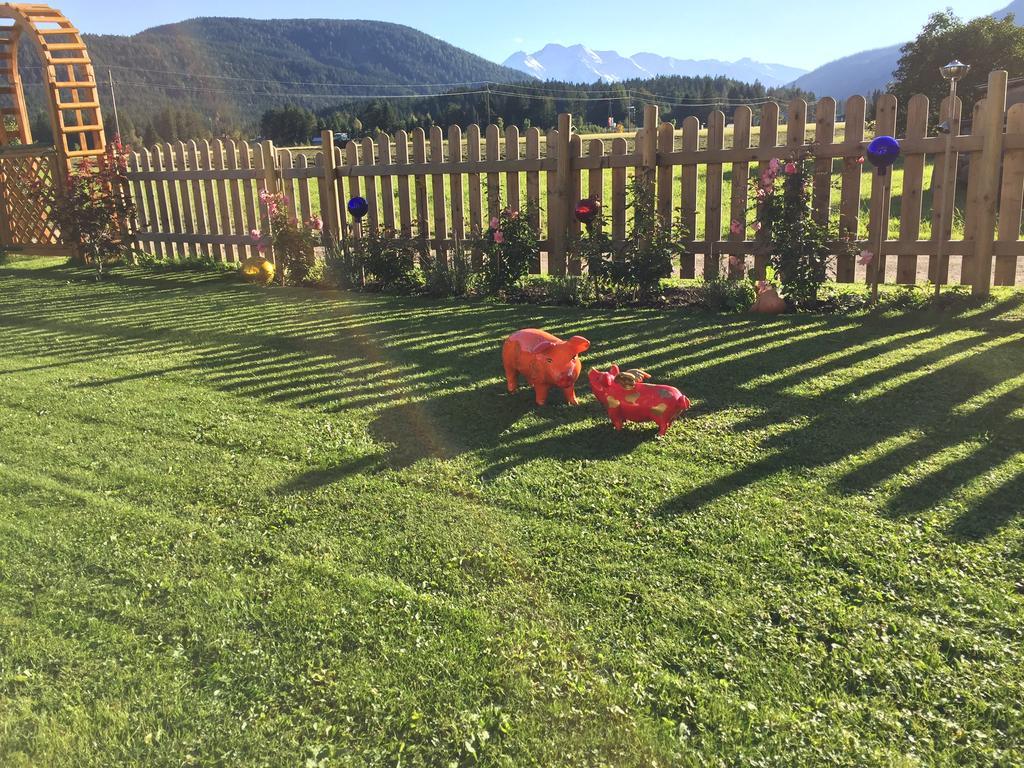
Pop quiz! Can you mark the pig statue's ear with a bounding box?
[609,364,620,376]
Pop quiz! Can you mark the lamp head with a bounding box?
[940,60,970,81]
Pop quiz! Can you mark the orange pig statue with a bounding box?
[502,329,590,405]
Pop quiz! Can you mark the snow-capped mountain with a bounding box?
[502,44,808,86]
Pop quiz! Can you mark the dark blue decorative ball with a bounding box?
[866,136,901,169]
[348,196,369,220]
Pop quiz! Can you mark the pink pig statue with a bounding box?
[589,365,691,437]
[502,329,590,405]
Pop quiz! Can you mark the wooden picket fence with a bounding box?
[126,70,1024,292]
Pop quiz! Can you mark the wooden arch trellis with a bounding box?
[0,3,104,253]
[0,2,105,165]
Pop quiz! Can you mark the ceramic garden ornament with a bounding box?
[502,329,590,405]
[750,280,787,314]
[239,255,276,285]
[589,365,691,437]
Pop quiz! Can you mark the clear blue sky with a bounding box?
[57,0,1003,71]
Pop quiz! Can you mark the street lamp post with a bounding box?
[934,59,970,296]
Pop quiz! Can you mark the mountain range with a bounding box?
[17,18,528,129]
[503,44,807,87]
[789,0,1024,102]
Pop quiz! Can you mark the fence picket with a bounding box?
[611,136,628,246]
[867,94,897,283]
[568,133,583,274]
[929,96,962,285]
[173,141,196,257]
[486,124,501,219]
[657,121,674,228]
[151,145,172,257]
[754,102,779,278]
[996,103,1024,285]
[137,150,163,259]
[200,141,220,261]
[213,140,236,262]
[361,137,379,232]
[467,124,483,268]
[961,99,987,285]
[395,131,412,239]
[838,96,865,282]
[898,94,929,284]
[812,97,835,227]
[547,127,561,275]
[412,128,429,246]
[229,142,252,258]
[704,109,725,278]
[296,154,312,225]
[587,138,604,205]
[241,142,259,258]
[345,140,361,238]
[680,116,699,278]
[448,125,465,246]
[186,140,209,259]
[371,134,393,233]
[506,125,520,212]
[430,125,448,253]
[526,127,541,272]
[729,106,752,278]
[163,143,183,245]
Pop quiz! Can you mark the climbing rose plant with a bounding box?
[49,136,137,279]
[250,190,323,285]
[743,153,852,307]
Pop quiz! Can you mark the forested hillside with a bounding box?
[15,17,808,146]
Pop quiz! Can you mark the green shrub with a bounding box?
[546,275,597,306]
[618,176,690,301]
[698,277,757,313]
[325,227,421,292]
[478,205,540,295]
[422,235,474,297]
[754,156,851,307]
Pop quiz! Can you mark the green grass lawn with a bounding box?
[1,258,1023,766]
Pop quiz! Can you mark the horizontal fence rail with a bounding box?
[124,70,1024,290]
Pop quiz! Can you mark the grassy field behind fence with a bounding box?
[1,258,1022,766]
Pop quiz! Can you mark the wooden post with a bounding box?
[549,112,572,276]
[320,130,340,244]
[971,70,1008,296]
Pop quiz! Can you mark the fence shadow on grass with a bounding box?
[2,263,1023,541]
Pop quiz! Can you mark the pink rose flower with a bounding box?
[490,216,500,230]
[729,255,743,270]
[859,250,874,265]
[753,221,762,233]
[785,162,798,175]
[493,230,505,244]
[730,220,742,236]
[309,216,323,231]
[769,158,781,173]
[250,229,260,242]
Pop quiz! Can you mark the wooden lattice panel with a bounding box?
[0,146,60,251]
[0,3,105,173]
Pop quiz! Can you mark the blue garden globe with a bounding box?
[347,196,369,220]
[866,136,900,170]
